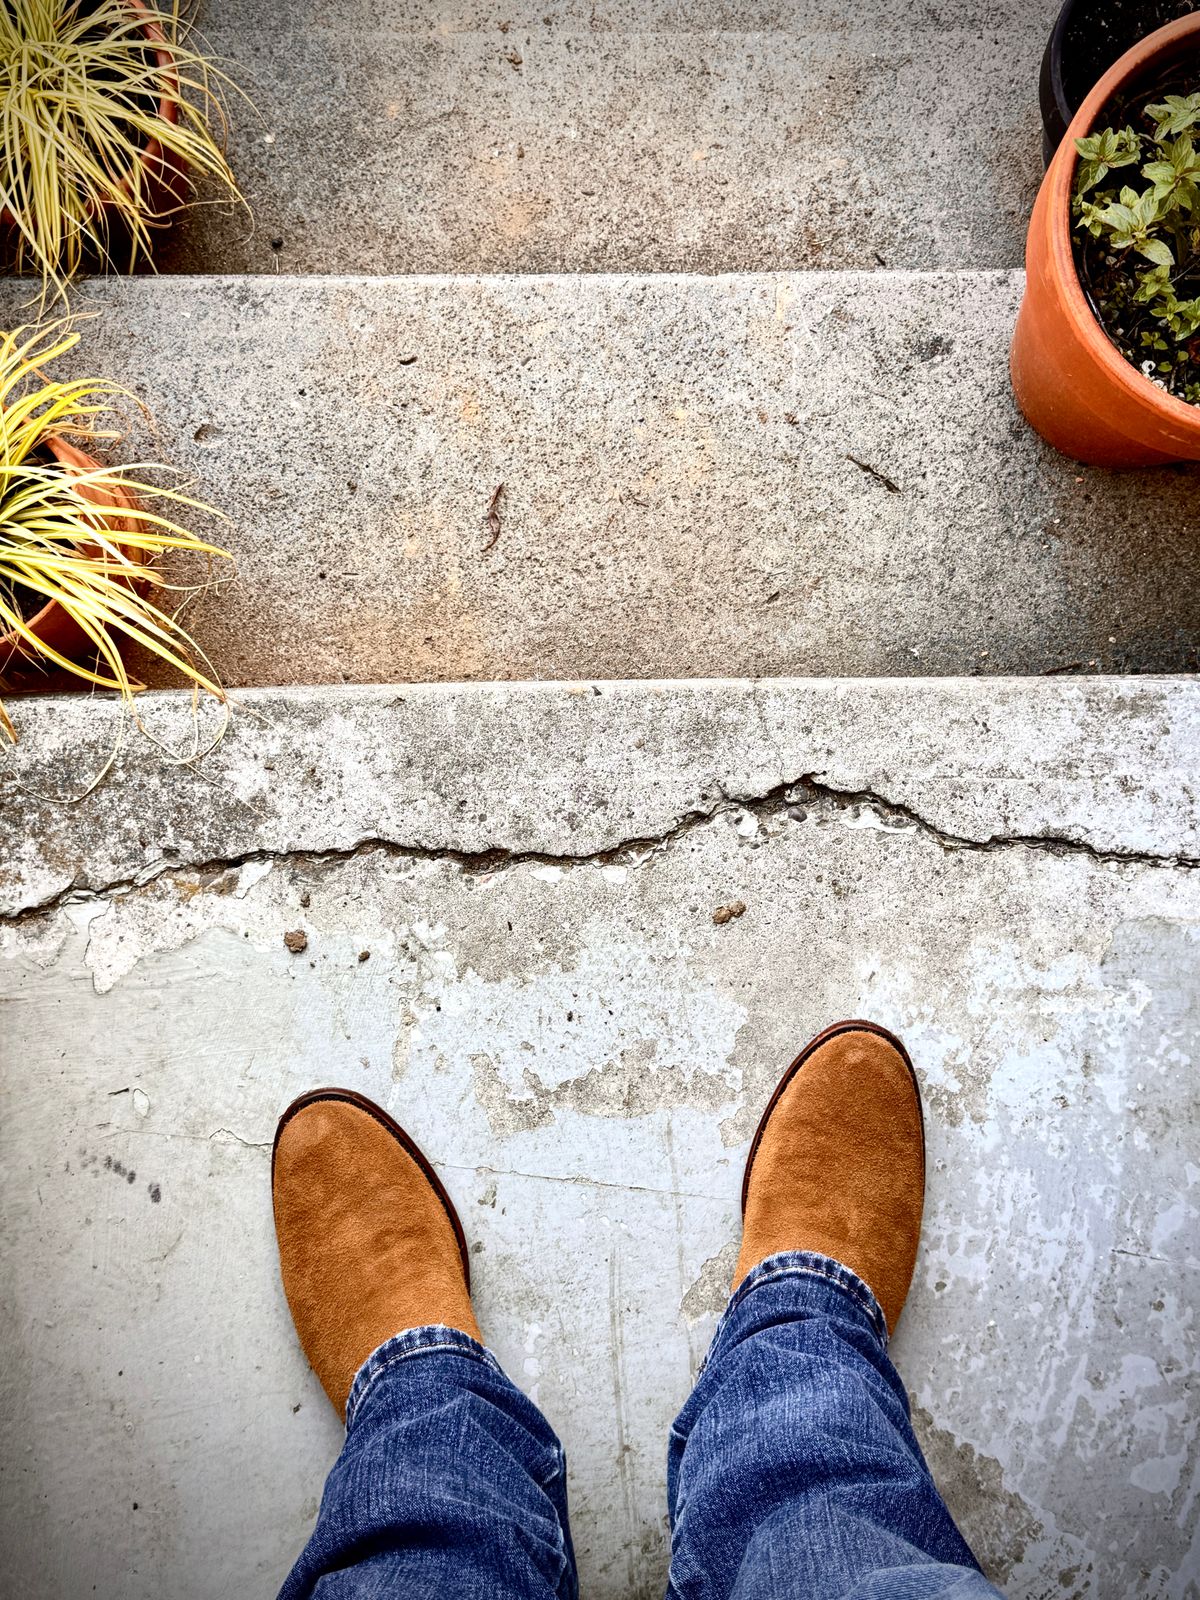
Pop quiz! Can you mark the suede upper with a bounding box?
[734,1024,926,1335]
[273,1093,480,1415]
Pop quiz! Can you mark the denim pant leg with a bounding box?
[279,1325,576,1600]
[666,1252,1004,1600]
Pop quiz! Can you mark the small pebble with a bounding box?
[284,930,309,954]
[713,900,747,926]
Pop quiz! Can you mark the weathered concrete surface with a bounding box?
[4,677,1199,917]
[2,679,1199,1600]
[140,0,1043,275]
[2,273,1197,685]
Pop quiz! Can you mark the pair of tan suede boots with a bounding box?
[272,1020,926,1415]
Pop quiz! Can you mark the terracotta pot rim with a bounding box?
[1045,12,1200,430]
[0,435,143,666]
[0,0,180,232]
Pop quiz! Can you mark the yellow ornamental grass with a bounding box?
[0,0,246,292]
[0,318,231,742]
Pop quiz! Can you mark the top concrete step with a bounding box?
[145,0,1043,274]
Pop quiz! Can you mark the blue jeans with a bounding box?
[279,1251,1003,1599]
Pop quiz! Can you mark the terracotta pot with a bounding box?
[0,1,180,239]
[0,436,146,689]
[1010,13,1200,467]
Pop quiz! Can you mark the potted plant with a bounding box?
[1040,1,1197,164]
[1011,13,1200,466]
[0,318,230,742]
[0,0,245,294]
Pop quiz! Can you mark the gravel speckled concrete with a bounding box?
[1,680,1198,1600]
[2,272,1196,687]
[140,0,1045,275]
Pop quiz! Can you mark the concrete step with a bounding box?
[4,270,1196,686]
[146,0,1044,274]
[2,677,1198,1600]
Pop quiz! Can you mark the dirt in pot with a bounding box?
[0,444,81,632]
[1072,64,1200,405]
[0,578,48,625]
[75,0,166,129]
[1062,1,1198,114]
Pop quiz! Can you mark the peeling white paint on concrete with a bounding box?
[1,682,1198,1600]
[421,927,746,1119]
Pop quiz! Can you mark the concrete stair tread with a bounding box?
[149,0,1043,275]
[2,270,1196,687]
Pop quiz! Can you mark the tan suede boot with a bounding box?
[734,1021,925,1335]
[272,1089,481,1415]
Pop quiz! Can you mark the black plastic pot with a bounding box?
[1039,0,1199,165]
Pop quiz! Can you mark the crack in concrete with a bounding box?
[104,1125,274,1151]
[4,772,1197,925]
[209,1127,273,1151]
[1110,1246,1174,1265]
[797,775,1200,872]
[436,1159,727,1205]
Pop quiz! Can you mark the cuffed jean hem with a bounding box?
[284,1322,575,1600]
[666,1249,994,1599]
[705,1250,891,1374]
[346,1324,502,1429]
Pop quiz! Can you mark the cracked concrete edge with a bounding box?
[1,676,1198,920]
